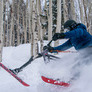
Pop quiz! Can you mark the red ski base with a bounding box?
[41,76,70,87]
[0,63,30,87]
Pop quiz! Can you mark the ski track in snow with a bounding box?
[0,41,92,92]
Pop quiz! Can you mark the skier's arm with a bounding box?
[64,28,84,38]
[53,39,73,51]
[52,28,84,41]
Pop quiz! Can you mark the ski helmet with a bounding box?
[64,20,77,30]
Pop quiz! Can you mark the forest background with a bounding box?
[0,0,92,61]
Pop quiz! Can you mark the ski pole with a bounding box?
[11,40,59,74]
[50,50,77,53]
[47,40,53,46]
[13,54,43,74]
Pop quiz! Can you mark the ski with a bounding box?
[41,76,70,87]
[0,62,30,87]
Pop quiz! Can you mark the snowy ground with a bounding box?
[0,40,92,92]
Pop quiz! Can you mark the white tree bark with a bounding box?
[0,0,3,62]
[36,0,43,52]
[29,0,33,44]
[63,0,69,22]
[70,0,79,21]
[73,0,81,22]
[31,0,38,57]
[48,0,52,41]
[3,1,6,46]
[10,0,14,46]
[31,0,34,56]
[36,0,41,41]
[78,0,86,25]
[23,0,28,44]
[87,2,92,34]
[29,0,32,43]
[54,0,61,47]
[17,0,20,45]
[6,2,9,46]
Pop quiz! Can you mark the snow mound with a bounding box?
[0,43,92,92]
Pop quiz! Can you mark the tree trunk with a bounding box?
[0,0,3,62]
[78,0,86,25]
[87,2,92,34]
[16,0,20,45]
[3,0,6,46]
[29,0,33,45]
[33,1,39,56]
[31,0,34,56]
[6,2,9,46]
[24,0,28,43]
[48,0,52,41]
[63,0,69,22]
[54,0,61,47]
[31,0,38,57]
[70,0,76,20]
[36,0,43,52]
[73,0,81,22]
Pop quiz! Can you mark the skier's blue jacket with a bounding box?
[53,23,92,51]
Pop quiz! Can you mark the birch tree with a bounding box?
[24,0,28,43]
[41,0,48,40]
[87,1,92,34]
[3,0,6,46]
[29,0,33,44]
[63,0,69,22]
[54,0,61,47]
[16,0,20,45]
[6,1,9,46]
[31,0,38,57]
[64,0,72,19]
[9,1,14,46]
[30,0,34,56]
[48,0,52,41]
[70,0,78,21]
[36,0,43,52]
[12,0,16,46]
[0,0,3,62]
[78,0,86,25]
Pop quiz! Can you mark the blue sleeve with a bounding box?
[53,40,73,51]
[64,28,84,38]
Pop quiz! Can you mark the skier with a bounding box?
[44,19,92,52]
[43,19,92,82]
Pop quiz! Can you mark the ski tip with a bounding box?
[23,83,30,87]
[41,76,70,87]
[0,62,30,87]
[41,76,49,82]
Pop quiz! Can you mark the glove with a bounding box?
[43,46,54,52]
[52,33,65,41]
